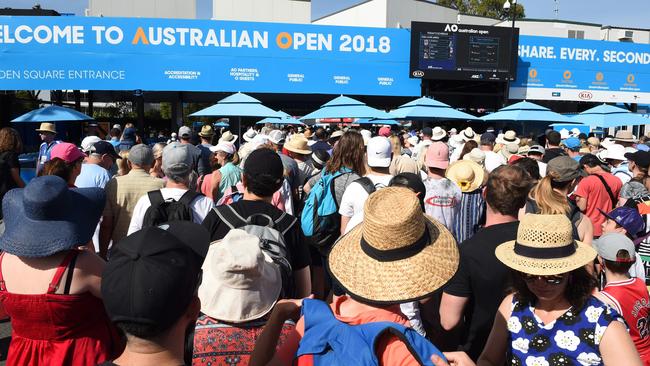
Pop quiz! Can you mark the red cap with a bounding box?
[378,126,391,137]
[51,142,86,163]
[508,154,524,165]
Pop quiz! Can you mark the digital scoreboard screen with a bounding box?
[410,21,518,82]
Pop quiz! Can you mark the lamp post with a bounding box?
[503,0,517,104]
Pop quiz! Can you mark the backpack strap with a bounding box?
[354,177,376,195]
[593,174,617,209]
[147,190,165,207]
[274,212,298,235]
[214,204,247,230]
[179,190,201,207]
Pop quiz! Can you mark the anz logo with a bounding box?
[412,70,425,78]
[444,24,459,32]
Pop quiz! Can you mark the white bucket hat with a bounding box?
[243,128,258,142]
[198,229,281,323]
[496,130,520,146]
[431,126,447,141]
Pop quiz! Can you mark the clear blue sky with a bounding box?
[3,0,648,29]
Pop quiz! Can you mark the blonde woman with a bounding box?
[149,142,166,178]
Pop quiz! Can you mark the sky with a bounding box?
[2,0,648,29]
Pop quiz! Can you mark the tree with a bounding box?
[437,0,525,20]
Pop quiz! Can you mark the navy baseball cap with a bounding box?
[599,206,645,238]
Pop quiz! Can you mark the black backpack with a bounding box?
[142,190,201,227]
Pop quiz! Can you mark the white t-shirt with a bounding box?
[423,177,462,232]
[339,174,394,234]
[537,160,548,178]
[127,188,215,235]
[484,150,506,173]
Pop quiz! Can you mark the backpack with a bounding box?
[354,177,377,195]
[142,190,201,227]
[216,184,245,206]
[213,205,296,296]
[295,299,445,366]
[301,169,351,253]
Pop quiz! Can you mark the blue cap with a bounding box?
[563,137,581,150]
[599,206,645,237]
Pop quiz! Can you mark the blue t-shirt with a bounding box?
[75,163,111,189]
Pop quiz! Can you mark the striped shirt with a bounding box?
[453,189,486,244]
[102,169,164,243]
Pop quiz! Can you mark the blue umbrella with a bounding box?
[300,95,395,122]
[481,101,575,124]
[256,110,304,126]
[214,121,230,128]
[355,119,400,126]
[390,96,478,121]
[190,92,281,137]
[12,105,93,123]
[571,104,649,128]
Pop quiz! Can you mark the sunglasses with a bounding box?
[520,273,565,285]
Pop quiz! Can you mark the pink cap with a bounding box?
[378,126,391,137]
[425,142,449,169]
[51,142,86,163]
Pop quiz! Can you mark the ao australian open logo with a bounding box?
[425,196,458,208]
[412,70,425,78]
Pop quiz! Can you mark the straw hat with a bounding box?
[614,130,638,143]
[328,187,459,304]
[198,125,215,138]
[496,130,520,146]
[446,160,485,193]
[284,136,312,155]
[495,214,597,276]
[219,131,238,144]
[199,229,281,323]
[35,122,57,134]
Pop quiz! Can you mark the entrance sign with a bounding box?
[0,16,420,96]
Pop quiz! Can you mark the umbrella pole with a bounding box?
[238,117,242,148]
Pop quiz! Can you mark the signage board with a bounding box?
[0,16,420,96]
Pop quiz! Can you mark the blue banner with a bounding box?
[0,16,420,96]
[510,35,650,104]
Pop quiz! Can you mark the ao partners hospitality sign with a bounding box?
[0,16,419,96]
[510,35,650,104]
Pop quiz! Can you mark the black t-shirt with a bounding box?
[443,221,519,361]
[542,147,567,163]
[201,200,311,271]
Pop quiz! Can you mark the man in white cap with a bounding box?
[35,122,61,174]
[339,136,394,235]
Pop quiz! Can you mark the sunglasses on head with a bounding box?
[520,273,565,285]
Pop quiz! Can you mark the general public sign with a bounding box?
[0,16,420,96]
[510,35,650,104]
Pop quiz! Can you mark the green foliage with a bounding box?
[437,0,525,20]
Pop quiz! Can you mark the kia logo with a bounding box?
[412,70,424,78]
[578,91,593,100]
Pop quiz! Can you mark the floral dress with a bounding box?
[507,296,624,366]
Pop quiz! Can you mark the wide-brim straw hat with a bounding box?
[328,187,459,304]
[614,130,638,143]
[284,136,312,155]
[35,122,57,134]
[446,160,485,193]
[219,131,239,144]
[495,214,597,276]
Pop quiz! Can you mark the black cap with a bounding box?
[91,140,120,160]
[243,148,284,182]
[102,222,210,332]
[625,151,650,170]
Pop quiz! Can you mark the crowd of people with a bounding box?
[0,120,649,365]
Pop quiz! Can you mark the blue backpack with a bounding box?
[300,169,351,253]
[295,299,446,366]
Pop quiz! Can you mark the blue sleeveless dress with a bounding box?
[507,296,624,366]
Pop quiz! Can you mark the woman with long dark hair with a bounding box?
[0,128,25,227]
[302,130,366,299]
